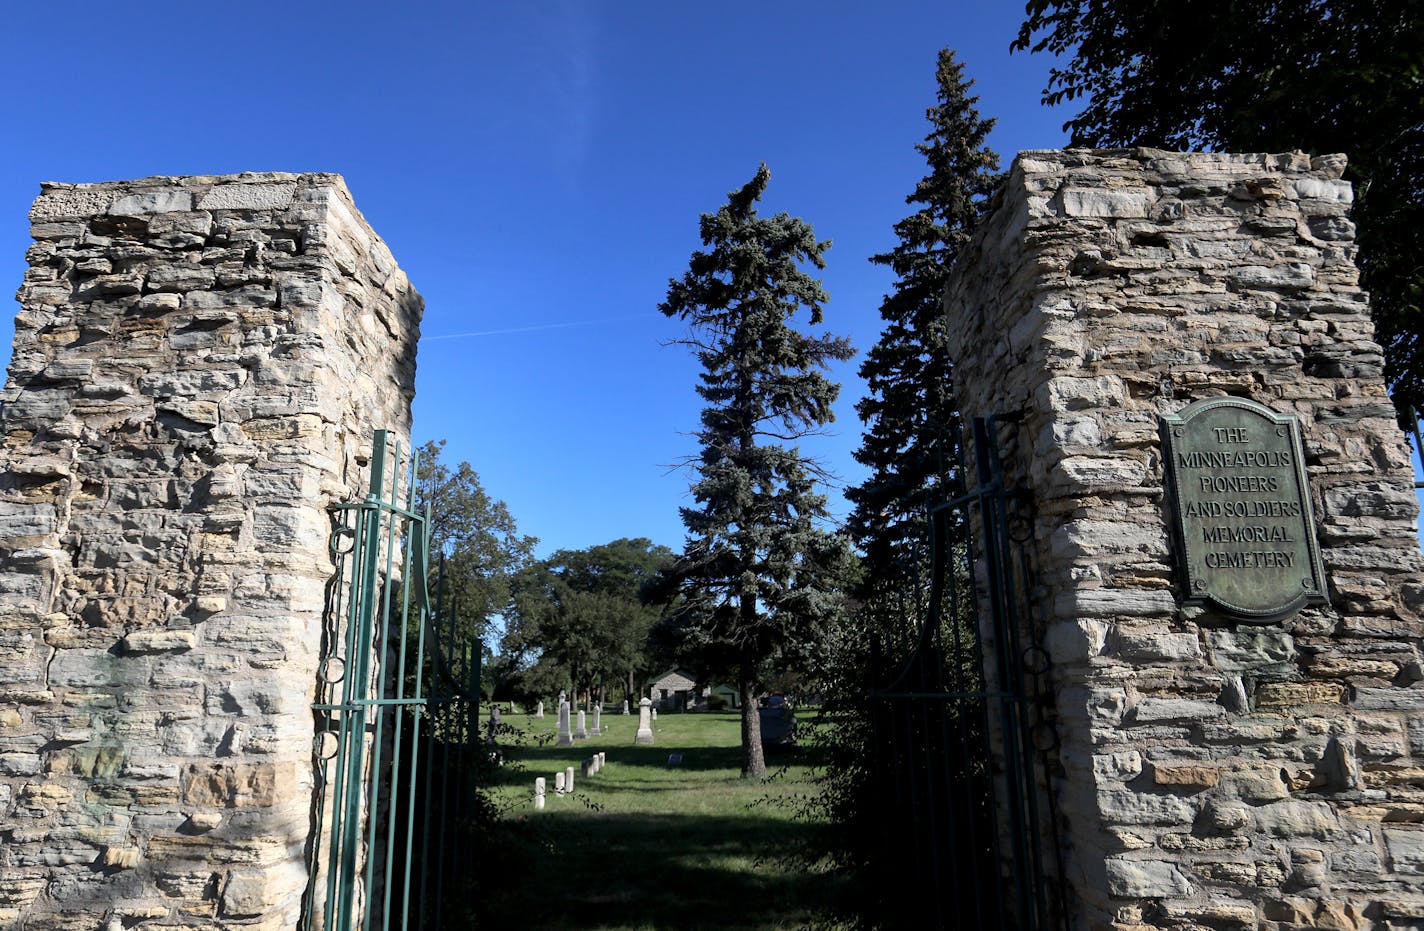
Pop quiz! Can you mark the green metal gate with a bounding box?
[304,431,482,931]
[867,416,1068,930]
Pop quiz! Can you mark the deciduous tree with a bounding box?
[502,538,674,705]
[413,440,537,641]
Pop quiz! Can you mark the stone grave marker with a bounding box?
[557,699,573,747]
[635,697,654,746]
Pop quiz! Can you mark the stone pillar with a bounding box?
[536,699,544,718]
[575,709,588,740]
[635,697,654,745]
[944,149,1424,928]
[0,173,421,928]
[593,703,602,734]
[557,699,573,746]
[534,777,545,811]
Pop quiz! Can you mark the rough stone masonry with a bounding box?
[945,149,1424,930]
[0,173,422,928]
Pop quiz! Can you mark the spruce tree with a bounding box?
[659,164,855,778]
[846,49,1002,583]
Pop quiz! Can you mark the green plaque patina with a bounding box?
[1161,397,1327,622]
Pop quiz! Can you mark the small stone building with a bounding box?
[649,668,703,710]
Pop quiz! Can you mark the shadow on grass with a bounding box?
[477,811,841,931]
[505,743,748,773]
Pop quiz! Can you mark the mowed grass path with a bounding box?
[477,709,841,930]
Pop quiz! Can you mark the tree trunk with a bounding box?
[739,657,766,777]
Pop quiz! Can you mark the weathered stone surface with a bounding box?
[1104,859,1190,897]
[1255,680,1346,709]
[197,183,296,211]
[0,172,422,929]
[1386,828,1424,875]
[109,190,193,215]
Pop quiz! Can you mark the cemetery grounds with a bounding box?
[476,709,846,930]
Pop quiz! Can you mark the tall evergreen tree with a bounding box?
[790,51,1006,928]
[846,49,1002,582]
[659,165,855,777]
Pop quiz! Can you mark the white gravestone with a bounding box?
[635,697,654,746]
[557,700,574,747]
[565,766,575,793]
[554,771,565,794]
[534,777,546,810]
[536,700,544,719]
[622,700,629,715]
[593,704,602,735]
[575,709,589,740]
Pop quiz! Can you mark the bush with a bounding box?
[707,694,729,711]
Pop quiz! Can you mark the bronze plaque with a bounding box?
[1161,397,1327,622]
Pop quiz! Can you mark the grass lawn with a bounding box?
[474,708,843,930]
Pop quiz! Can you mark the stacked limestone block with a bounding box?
[0,173,422,929]
[944,150,1424,930]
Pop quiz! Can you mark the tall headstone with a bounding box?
[556,698,573,747]
[593,703,602,735]
[635,697,655,746]
[943,149,1424,928]
[486,704,501,745]
[534,777,546,811]
[554,771,565,795]
[0,173,422,928]
[623,699,630,715]
[536,700,544,719]
[575,709,589,739]
[565,766,575,793]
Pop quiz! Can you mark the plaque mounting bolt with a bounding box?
[1302,579,1313,589]
[1277,427,1287,436]
[1194,580,1206,590]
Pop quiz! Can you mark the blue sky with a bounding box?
[1,2,1416,557]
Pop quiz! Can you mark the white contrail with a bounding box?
[423,314,652,340]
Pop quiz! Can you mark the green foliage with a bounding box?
[413,440,537,642]
[503,537,675,704]
[1014,0,1424,416]
[846,47,1002,585]
[659,164,856,777]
